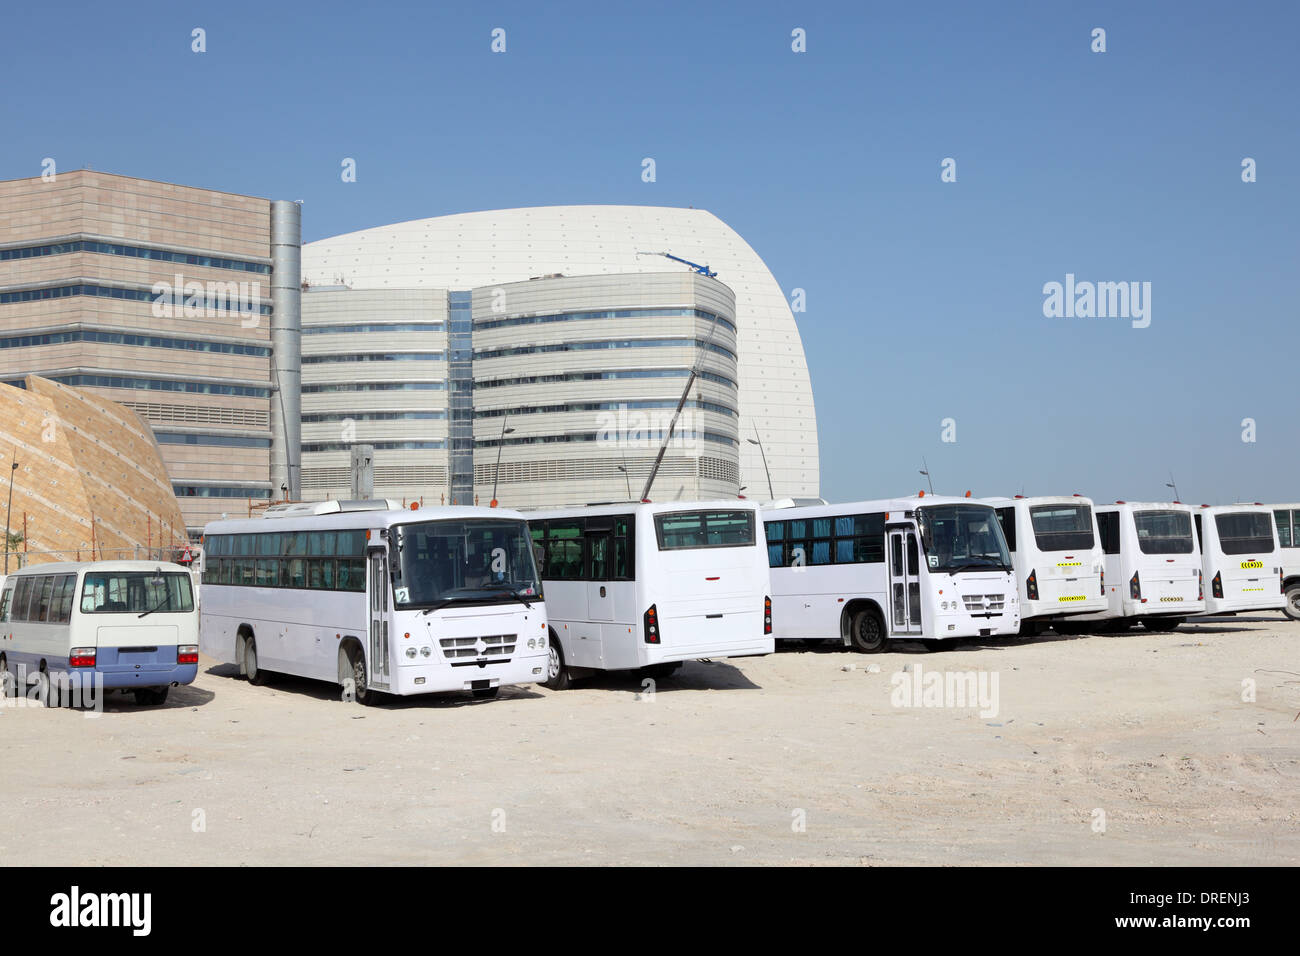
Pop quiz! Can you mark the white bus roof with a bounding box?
[1093,501,1196,511]
[203,505,529,536]
[982,495,1096,506]
[4,560,191,576]
[527,499,761,519]
[761,494,989,519]
[1194,503,1276,514]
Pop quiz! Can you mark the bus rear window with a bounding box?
[1029,504,1095,552]
[80,572,195,614]
[655,510,756,550]
[1214,512,1275,555]
[1133,511,1194,555]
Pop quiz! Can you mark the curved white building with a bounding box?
[301,205,818,507]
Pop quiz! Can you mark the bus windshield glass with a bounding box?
[80,571,195,614]
[917,504,1011,572]
[1029,504,1095,552]
[655,510,756,550]
[1133,510,1195,554]
[1214,512,1275,555]
[390,518,541,608]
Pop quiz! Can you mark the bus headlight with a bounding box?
[420,646,432,657]
[405,647,417,659]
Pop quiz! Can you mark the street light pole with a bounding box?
[490,418,514,507]
[616,464,631,499]
[4,449,17,574]
[746,431,774,501]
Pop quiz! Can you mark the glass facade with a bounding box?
[0,238,270,274]
[447,291,475,505]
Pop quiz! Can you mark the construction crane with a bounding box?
[636,251,717,278]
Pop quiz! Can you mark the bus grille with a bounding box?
[440,634,517,660]
[962,594,1006,612]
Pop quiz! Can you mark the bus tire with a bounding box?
[33,663,50,707]
[471,686,500,700]
[344,644,382,706]
[134,687,169,706]
[544,634,572,691]
[849,608,889,654]
[0,654,13,698]
[244,636,271,686]
[1284,584,1300,621]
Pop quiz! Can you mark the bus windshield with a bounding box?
[1133,510,1194,554]
[1214,512,1275,555]
[80,571,195,614]
[655,509,756,550]
[917,504,1011,572]
[1030,504,1095,552]
[390,518,541,609]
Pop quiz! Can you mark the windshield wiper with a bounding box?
[944,561,1010,575]
[137,596,174,618]
[459,586,534,609]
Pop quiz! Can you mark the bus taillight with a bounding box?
[644,605,660,644]
[1197,569,1203,601]
[178,645,199,664]
[1212,572,1223,600]
[1100,568,1105,597]
[764,596,772,635]
[1130,572,1142,601]
[69,647,96,667]
[1026,570,1038,601]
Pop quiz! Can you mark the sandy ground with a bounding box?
[1,616,1296,866]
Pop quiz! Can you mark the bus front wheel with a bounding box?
[0,654,12,698]
[345,645,382,706]
[1285,585,1300,621]
[544,638,572,691]
[849,609,889,653]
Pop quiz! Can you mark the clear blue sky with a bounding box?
[4,0,1296,505]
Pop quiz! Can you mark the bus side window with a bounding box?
[1097,512,1120,555]
[996,508,1016,552]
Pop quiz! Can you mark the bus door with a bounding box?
[585,523,615,624]
[367,547,391,690]
[888,526,922,635]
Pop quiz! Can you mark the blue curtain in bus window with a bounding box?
[811,540,831,565]
[835,539,853,563]
[768,544,783,567]
[834,517,853,536]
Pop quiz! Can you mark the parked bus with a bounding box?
[0,561,198,706]
[1268,503,1300,620]
[763,495,1019,652]
[1074,502,1205,631]
[199,500,548,704]
[1192,504,1284,616]
[527,501,772,689]
[984,495,1108,635]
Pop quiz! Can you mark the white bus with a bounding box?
[763,495,1019,652]
[1074,502,1205,631]
[527,501,772,689]
[0,561,198,706]
[984,495,1108,635]
[199,500,548,704]
[1192,504,1284,616]
[1268,503,1300,620]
